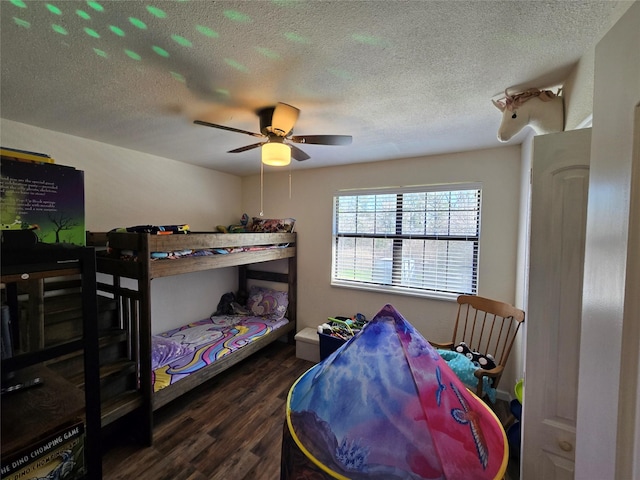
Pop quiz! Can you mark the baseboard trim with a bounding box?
[496,388,512,402]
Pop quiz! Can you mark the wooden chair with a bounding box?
[430,295,525,401]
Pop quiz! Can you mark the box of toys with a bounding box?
[318,313,367,360]
[1,421,85,480]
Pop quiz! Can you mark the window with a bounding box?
[332,184,481,299]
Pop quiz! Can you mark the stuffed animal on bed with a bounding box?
[214,292,237,315]
[216,213,250,233]
[213,291,250,316]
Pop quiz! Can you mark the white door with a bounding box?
[521,128,591,479]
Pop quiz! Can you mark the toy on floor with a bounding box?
[506,379,524,458]
[318,313,367,340]
[284,304,509,479]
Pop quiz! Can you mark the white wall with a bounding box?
[241,146,523,391]
[0,119,243,333]
[562,1,633,131]
[575,2,640,478]
[563,49,597,130]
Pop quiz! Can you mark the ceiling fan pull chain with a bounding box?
[289,165,292,200]
[260,162,264,217]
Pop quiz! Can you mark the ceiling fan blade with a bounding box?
[289,135,353,146]
[271,103,300,136]
[228,142,264,153]
[194,120,263,138]
[290,144,311,161]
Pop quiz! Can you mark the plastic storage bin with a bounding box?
[318,332,347,360]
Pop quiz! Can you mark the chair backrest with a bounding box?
[451,295,525,369]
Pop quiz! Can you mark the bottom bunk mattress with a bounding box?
[152,314,289,392]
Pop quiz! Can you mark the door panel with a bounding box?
[541,451,575,480]
[521,128,591,479]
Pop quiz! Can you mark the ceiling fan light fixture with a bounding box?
[262,142,291,166]
[194,102,351,166]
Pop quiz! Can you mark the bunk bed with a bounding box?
[86,230,297,445]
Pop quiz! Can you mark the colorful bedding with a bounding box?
[117,244,288,261]
[152,314,289,392]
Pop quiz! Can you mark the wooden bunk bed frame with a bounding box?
[87,231,296,444]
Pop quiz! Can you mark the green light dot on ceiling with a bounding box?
[129,17,147,29]
[256,47,280,60]
[224,58,249,73]
[76,9,91,20]
[171,35,192,47]
[352,34,388,47]
[109,25,125,36]
[93,48,108,58]
[51,24,68,35]
[9,0,27,8]
[170,71,186,83]
[195,25,218,38]
[223,10,251,23]
[87,1,104,12]
[146,6,167,18]
[125,49,142,60]
[84,27,100,38]
[283,32,309,44]
[13,17,30,28]
[271,0,303,6]
[215,88,230,97]
[152,45,169,57]
[46,4,62,15]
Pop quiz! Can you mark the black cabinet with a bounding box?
[1,244,102,479]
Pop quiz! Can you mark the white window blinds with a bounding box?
[332,184,481,298]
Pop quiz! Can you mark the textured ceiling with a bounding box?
[0,1,632,176]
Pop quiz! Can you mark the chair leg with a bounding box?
[476,380,485,399]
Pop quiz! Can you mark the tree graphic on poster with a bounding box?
[47,212,79,243]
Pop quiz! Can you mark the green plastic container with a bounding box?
[515,378,524,404]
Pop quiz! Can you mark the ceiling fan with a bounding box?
[194,102,352,165]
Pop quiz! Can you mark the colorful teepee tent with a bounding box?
[282,304,508,479]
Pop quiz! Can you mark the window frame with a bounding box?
[331,183,482,300]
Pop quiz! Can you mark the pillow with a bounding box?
[151,336,195,370]
[246,286,288,320]
[454,342,496,370]
[249,217,295,233]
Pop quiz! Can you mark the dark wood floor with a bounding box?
[101,341,313,480]
[101,341,520,479]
